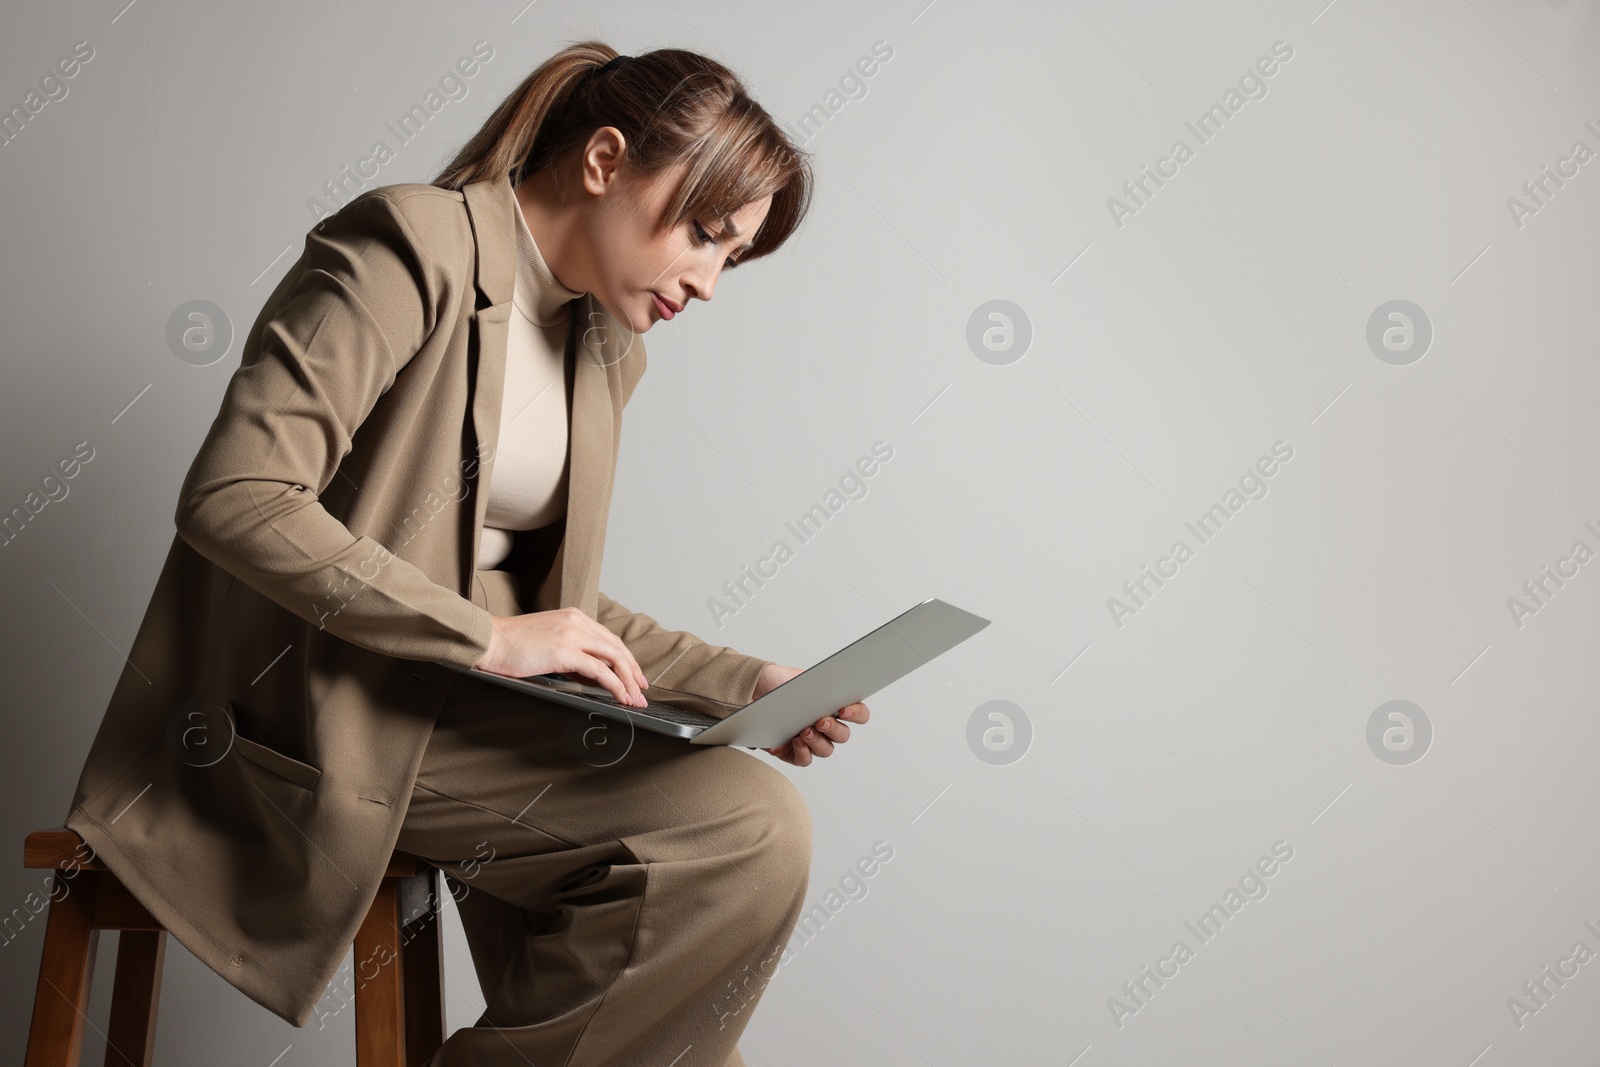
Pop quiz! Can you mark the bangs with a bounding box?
[656,96,811,264]
[437,44,814,264]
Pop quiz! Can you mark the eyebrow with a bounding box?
[719,217,755,254]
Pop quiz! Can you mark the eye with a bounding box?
[692,221,741,270]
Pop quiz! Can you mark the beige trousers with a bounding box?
[397,568,812,1067]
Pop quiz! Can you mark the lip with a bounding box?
[652,292,681,320]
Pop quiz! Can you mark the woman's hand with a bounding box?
[473,608,650,707]
[756,663,870,766]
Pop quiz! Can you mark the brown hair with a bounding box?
[433,41,811,266]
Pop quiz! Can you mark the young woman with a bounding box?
[64,41,867,1066]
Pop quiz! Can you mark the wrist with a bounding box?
[474,617,502,670]
[754,661,797,700]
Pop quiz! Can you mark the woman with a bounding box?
[64,41,866,1066]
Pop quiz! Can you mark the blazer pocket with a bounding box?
[229,708,323,792]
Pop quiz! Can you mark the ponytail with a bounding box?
[433,40,811,265]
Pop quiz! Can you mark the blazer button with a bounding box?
[406,671,426,685]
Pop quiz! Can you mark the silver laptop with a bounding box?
[447,597,990,748]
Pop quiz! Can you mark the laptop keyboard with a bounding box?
[460,669,728,727]
[587,696,721,727]
[520,673,724,727]
[547,684,723,726]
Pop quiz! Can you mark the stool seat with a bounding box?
[22,827,446,1067]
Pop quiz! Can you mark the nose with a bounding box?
[683,262,722,303]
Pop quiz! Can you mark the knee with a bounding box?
[726,754,813,894]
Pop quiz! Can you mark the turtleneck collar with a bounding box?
[511,199,585,327]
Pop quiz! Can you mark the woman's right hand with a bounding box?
[472,607,650,707]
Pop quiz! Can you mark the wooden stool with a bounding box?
[22,828,448,1067]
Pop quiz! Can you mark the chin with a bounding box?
[592,293,650,335]
[632,305,655,333]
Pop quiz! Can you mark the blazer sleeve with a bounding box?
[174,192,495,670]
[595,591,772,708]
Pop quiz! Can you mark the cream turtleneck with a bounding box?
[476,200,586,570]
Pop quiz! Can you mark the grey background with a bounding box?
[4,0,1600,1063]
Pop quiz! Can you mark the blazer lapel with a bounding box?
[561,296,618,611]
[459,175,616,612]
[460,177,514,589]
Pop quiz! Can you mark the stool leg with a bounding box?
[102,929,166,1067]
[25,869,102,1067]
[402,869,445,1067]
[354,878,406,1067]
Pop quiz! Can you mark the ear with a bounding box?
[579,126,629,196]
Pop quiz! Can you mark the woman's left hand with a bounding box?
[754,663,870,766]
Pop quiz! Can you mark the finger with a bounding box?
[606,637,649,696]
[594,639,646,706]
[596,626,649,692]
[814,717,850,743]
[799,726,835,758]
[573,654,642,707]
[572,613,647,704]
[790,737,812,767]
[581,632,646,706]
[838,702,869,724]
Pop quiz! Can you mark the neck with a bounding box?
[514,171,586,293]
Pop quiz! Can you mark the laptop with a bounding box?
[447,597,990,748]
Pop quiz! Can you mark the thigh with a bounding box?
[398,668,810,902]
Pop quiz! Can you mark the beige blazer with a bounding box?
[63,173,772,1027]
